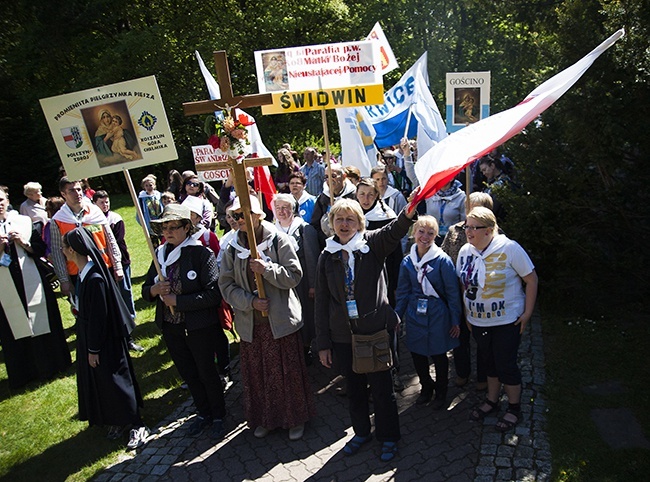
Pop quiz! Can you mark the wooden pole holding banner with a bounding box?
[318,77,335,207]
[321,108,335,207]
[123,168,174,314]
[465,165,472,214]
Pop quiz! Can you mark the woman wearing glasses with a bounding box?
[142,204,226,439]
[457,207,538,432]
[219,195,315,441]
[180,176,214,230]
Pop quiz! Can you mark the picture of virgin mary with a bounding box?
[82,101,142,167]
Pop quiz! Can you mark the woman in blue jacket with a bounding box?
[395,215,462,409]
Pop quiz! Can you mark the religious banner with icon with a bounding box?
[445,71,491,133]
[40,76,178,179]
[254,40,384,115]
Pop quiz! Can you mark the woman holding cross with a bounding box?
[219,195,315,441]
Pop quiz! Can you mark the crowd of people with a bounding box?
[0,138,536,462]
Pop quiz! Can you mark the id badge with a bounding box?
[0,253,11,267]
[417,298,428,314]
[346,300,359,319]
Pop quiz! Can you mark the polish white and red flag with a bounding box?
[411,29,625,207]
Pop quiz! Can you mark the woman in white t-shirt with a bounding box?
[457,207,538,432]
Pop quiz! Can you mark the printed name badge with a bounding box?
[346,300,359,319]
[417,298,428,314]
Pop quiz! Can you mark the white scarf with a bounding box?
[229,222,277,262]
[192,224,209,245]
[465,234,509,288]
[53,203,108,226]
[322,179,356,201]
[324,231,369,278]
[408,243,442,298]
[0,211,49,339]
[364,201,396,226]
[296,191,313,206]
[275,217,303,252]
[156,236,200,279]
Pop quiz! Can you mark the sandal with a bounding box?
[495,408,521,432]
[380,441,398,462]
[343,434,372,456]
[469,398,499,421]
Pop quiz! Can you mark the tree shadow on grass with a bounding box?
[0,424,128,481]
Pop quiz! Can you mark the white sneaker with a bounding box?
[127,426,149,450]
[254,426,270,438]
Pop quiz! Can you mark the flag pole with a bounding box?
[403,103,414,139]
[123,168,174,313]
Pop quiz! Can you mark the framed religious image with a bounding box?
[445,71,491,133]
[80,100,143,168]
[261,51,289,92]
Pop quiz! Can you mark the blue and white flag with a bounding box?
[363,53,446,148]
[336,106,378,177]
[412,69,448,157]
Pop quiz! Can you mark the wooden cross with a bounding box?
[183,50,275,308]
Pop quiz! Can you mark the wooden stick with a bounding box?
[321,108,335,207]
[229,158,268,315]
[465,165,472,214]
[122,168,174,313]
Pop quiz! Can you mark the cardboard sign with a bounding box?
[192,145,231,181]
[445,71,491,133]
[40,76,177,179]
[262,84,384,115]
[255,40,383,114]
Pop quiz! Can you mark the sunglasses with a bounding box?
[463,225,488,232]
[186,181,200,188]
[162,223,185,232]
[230,211,252,221]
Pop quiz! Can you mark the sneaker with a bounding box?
[187,416,211,436]
[127,426,149,450]
[128,341,145,352]
[254,426,270,438]
[106,425,126,440]
[288,424,304,441]
[210,419,225,439]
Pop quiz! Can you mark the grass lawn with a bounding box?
[0,194,190,481]
[543,300,650,481]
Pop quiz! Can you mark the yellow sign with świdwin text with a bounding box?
[261,84,383,115]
